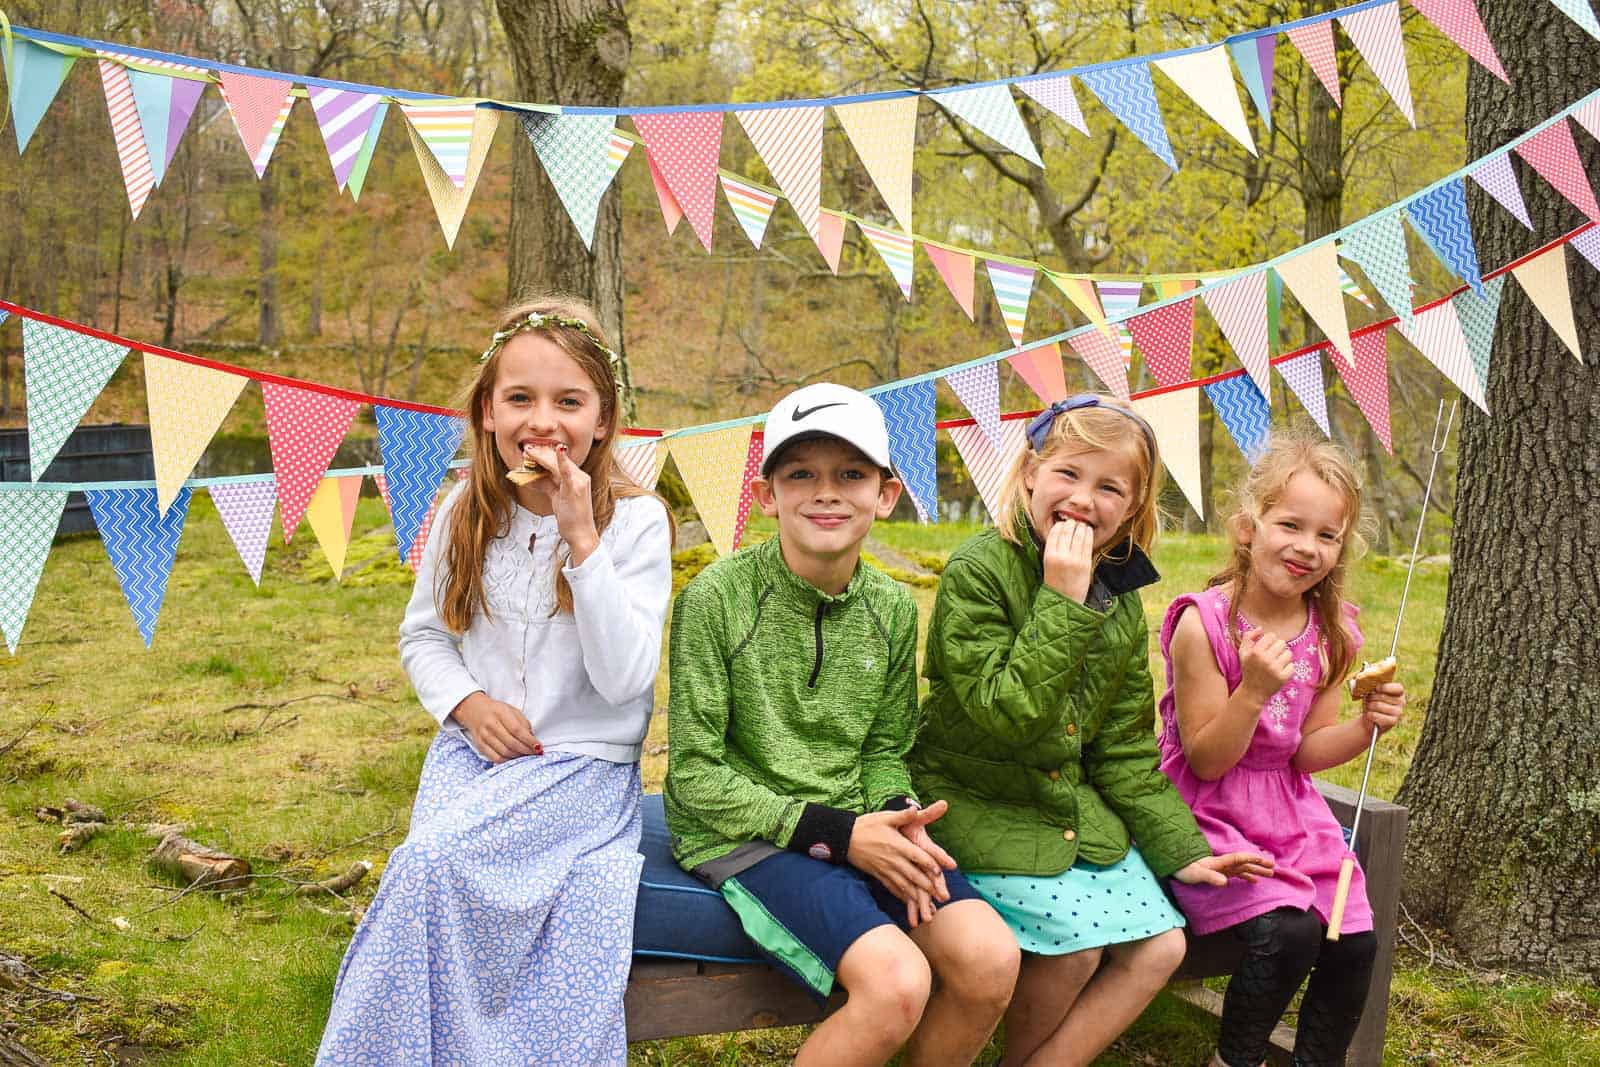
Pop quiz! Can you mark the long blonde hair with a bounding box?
[438,295,672,632]
[996,398,1162,560]
[1210,432,1369,685]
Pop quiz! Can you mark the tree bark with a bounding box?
[257,171,281,350]
[1396,1,1600,979]
[496,0,632,416]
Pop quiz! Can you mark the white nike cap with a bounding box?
[760,382,894,477]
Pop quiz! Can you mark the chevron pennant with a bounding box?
[97,59,156,218]
[933,84,1042,166]
[1067,330,1130,400]
[209,479,276,586]
[833,96,918,234]
[632,111,725,252]
[947,418,1028,525]
[616,439,665,492]
[5,38,77,154]
[1130,387,1203,517]
[1407,179,1484,295]
[1285,19,1342,105]
[1078,62,1176,170]
[1009,342,1070,405]
[1329,331,1393,455]
[735,105,824,246]
[304,474,363,580]
[401,103,479,189]
[1452,275,1505,394]
[374,473,441,574]
[311,87,384,191]
[721,174,779,249]
[1410,0,1508,82]
[0,489,68,653]
[144,353,248,515]
[1340,212,1414,325]
[925,245,976,319]
[1015,73,1090,135]
[860,223,915,300]
[1397,300,1487,411]
[1276,349,1331,436]
[521,113,624,250]
[1339,2,1414,125]
[1514,120,1600,224]
[375,406,465,562]
[1204,374,1272,465]
[1154,46,1256,154]
[1510,245,1584,362]
[875,381,938,522]
[1096,280,1142,367]
[1127,297,1195,388]
[260,382,362,542]
[217,70,295,178]
[1228,34,1277,129]
[986,261,1036,346]
[943,362,1002,449]
[23,319,131,481]
[86,485,192,647]
[1469,152,1534,230]
[1201,269,1271,397]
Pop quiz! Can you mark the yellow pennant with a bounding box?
[405,107,498,249]
[1131,386,1204,518]
[304,474,363,579]
[669,426,754,557]
[144,353,248,516]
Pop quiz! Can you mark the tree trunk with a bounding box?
[496,0,632,416]
[257,171,281,350]
[1396,1,1600,979]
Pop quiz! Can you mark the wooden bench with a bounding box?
[626,780,1407,1067]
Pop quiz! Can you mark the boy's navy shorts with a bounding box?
[720,850,985,1001]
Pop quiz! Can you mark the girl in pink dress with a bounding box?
[1157,433,1406,1067]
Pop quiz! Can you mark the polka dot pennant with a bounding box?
[260,381,361,543]
[669,425,754,557]
[1409,0,1508,83]
[1328,330,1393,455]
[732,432,765,551]
[1514,120,1600,225]
[1285,19,1342,106]
[631,111,724,252]
[1126,297,1196,389]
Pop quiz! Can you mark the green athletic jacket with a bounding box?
[908,516,1210,879]
[664,535,921,871]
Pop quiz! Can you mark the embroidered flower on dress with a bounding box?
[1292,659,1314,683]
[1264,692,1290,731]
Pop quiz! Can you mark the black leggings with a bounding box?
[1216,907,1377,1067]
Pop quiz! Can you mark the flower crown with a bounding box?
[479,310,621,371]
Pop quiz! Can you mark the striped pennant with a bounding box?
[1047,273,1111,335]
[985,260,1035,346]
[210,480,277,587]
[833,96,918,234]
[1339,264,1375,309]
[1126,297,1195,388]
[1469,152,1533,230]
[735,105,824,246]
[260,381,362,542]
[0,489,69,654]
[5,38,76,154]
[732,433,765,552]
[632,111,725,252]
[116,55,208,186]
[86,486,193,647]
[608,131,632,175]
[1016,73,1090,136]
[346,102,388,201]
[375,406,465,563]
[860,222,915,301]
[521,113,625,250]
[720,174,778,249]
[1330,330,1393,455]
[401,103,480,189]
[616,439,665,492]
[1285,19,1342,106]
[1200,270,1271,397]
[1339,2,1415,125]
[1130,387,1204,517]
[1340,213,1413,325]
[1544,0,1600,42]
[1514,120,1600,223]
[1154,46,1256,154]
[1452,275,1505,394]
[22,319,130,481]
[947,418,1029,526]
[943,362,1002,449]
[1410,0,1508,82]
[874,381,939,522]
[1276,242,1355,360]
[1203,374,1272,465]
[1077,62,1177,170]
[1407,179,1484,295]
[1228,35,1277,130]
[311,87,383,190]
[1397,300,1487,411]
[1276,348,1332,436]
[925,245,976,319]
[1067,330,1130,400]
[1096,280,1142,367]
[1510,245,1584,362]
[217,70,295,178]
[932,84,1042,166]
[407,108,498,249]
[818,211,846,274]
[98,59,157,218]
[1009,342,1069,405]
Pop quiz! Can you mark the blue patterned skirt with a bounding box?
[317,732,643,1066]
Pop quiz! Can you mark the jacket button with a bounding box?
[1062,829,1077,842]
[1066,723,1077,736]
[1048,770,1061,782]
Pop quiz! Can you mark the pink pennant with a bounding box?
[1396,299,1487,412]
[1126,298,1196,388]
[646,151,683,235]
[947,419,1030,525]
[1515,120,1600,223]
[1007,342,1069,405]
[632,111,724,251]
[1201,271,1271,398]
[1328,331,1393,455]
[1286,20,1342,106]
[731,432,765,552]
[925,245,976,319]
[1572,97,1600,144]
[818,211,846,274]
[1409,0,1508,82]
[1066,330,1131,400]
[217,70,295,166]
[615,440,662,491]
[98,60,156,218]
[261,382,362,542]
[1339,2,1415,125]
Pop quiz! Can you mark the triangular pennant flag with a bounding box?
[646,150,684,235]
[818,211,846,274]
[1066,331,1131,400]
[86,486,191,647]
[144,353,248,515]
[1396,300,1488,411]
[216,70,294,177]
[400,103,480,189]
[1275,242,1355,360]
[1329,331,1393,454]
[986,261,1035,346]
[5,38,76,154]
[405,106,498,248]
[0,489,68,653]
[1276,348,1332,436]
[1200,270,1272,396]
[1406,179,1484,295]
[1285,19,1342,106]
[631,111,725,252]
[311,87,383,191]
[932,84,1043,166]
[97,60,156,218]
[1154,47,1256,154]
[1451,274,1505,393]
[1544,0,1600,42]
[1127,298,1195,388]
[720,174,778,249]
[210,479,276,587]
[874,381,939,522]
[1514,120,1600,224]
[1510,245,1584,362]
[375,406,465,562]
[1130,387,1203,517]
[120,56,208,185]
[1410,0,1509,82]
[943,362,1003,450]
[376,473,445,575]
[731,433,765,552]
[1047,273,1111,335]
[1340,212,1416,325]
[861,223,915,301]
[925,245,976,319]
[671,425,755,557]
[1339,2,1415,125]
[1096,280,1142,367]
[520,113,624,250]
[304,475,363,580]
[1203,374,1272,464]
[1575,97,1600,143]
[345,101,388,201]
[947,418,1029,525]
[1572,227,1600,274]
[1077,62,1177,170]
[616,439,665,491]
[163,74,208,179]
[22,319,130,481]
[1008,342,1070,405]
[1339,264,1375,309]
[832,96,919,233]
[1469,152,1533,230]
[1016,73,1090,135]
[260,381,361,541]
[1227,34,1277,129]
[735,105,825,245]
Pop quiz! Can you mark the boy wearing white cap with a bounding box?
[665,384,1019,1067]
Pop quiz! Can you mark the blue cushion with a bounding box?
[633,792,764,963]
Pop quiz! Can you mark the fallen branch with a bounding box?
[62,799,106,824]
[149,831,251,890]
[0,1033,49,1067]
[219,691,398,717]
[50,888,204,943]
[0,715,46,760]
[300,821,399,864]
[57,823,104,854]
[294,861,372,898]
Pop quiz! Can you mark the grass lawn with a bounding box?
[2,502,1596,1065]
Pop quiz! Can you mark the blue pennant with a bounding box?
[1406,180,1484,296]
[1077,62,1177,170]
[873,380,939,523]
[1204,375,1272,465]
[375,407,466,561]
[86,486,192,647]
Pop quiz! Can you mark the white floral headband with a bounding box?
[479,310,622,371]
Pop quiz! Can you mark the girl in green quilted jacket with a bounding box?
[910,395,1272,1067]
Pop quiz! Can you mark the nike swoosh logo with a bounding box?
[792,402,847,420]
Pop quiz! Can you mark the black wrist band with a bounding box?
[880,795,919,812]
[787,803,857,864]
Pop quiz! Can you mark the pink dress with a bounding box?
[1156,586,1373,937]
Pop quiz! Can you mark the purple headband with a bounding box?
[1025,393,1157,456]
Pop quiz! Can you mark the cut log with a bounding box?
[149,831,252,890]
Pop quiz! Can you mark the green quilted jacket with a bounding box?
[908,516,1210,878]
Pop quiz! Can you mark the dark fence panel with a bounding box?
[0,424,154,536]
